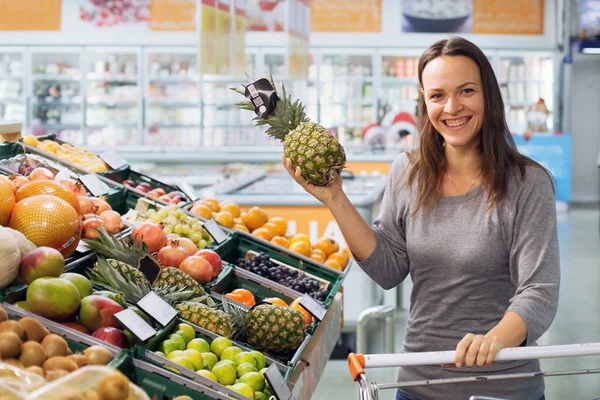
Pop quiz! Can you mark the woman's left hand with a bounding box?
[451,333,504,368]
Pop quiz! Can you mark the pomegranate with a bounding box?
[78,196,96,214]
[60,179,87,196]
[99,210,122,234]
[131,222,167,253]
[90,197,111,214]
[176,237,198,255]
[166,233,180,241]
[179,256,214,284]
[82,216,104,239]
[157,241,191,268]
[0,176,16,193]
[28,167,54,181]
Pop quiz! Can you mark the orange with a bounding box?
[263,297,288,307]
[310,251,326,264]
[268,217,287,236]
[233,217,243,225]
[230,289,256,307]
[224,293,244,304]
[289,241,312,257]
[214,211,235,228]
[201,199,220,212]
[241,207,269,231]
[327,251,350,268]
[22,135,38,147]
[232,224,249,233]
[324,259,343,271]
[313,237,340,257]
[262,222,280,237]
[190,203,213,219]
[289,233,310,246]
[252,227,273,241]
[220,202,241,218]
[290,298,313,326]
[271,236,290,249]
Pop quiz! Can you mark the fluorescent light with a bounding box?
[582,47,600,54]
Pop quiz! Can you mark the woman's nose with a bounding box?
[443,95,463,114]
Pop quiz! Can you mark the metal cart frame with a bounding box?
[348,343,600,400]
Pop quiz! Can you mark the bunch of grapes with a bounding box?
[145,205,212,249]
[237,253,330,302]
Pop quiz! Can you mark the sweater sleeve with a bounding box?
[507,168,561,345]
[355,154,410,290]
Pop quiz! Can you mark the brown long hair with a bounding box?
[407,36,545,215]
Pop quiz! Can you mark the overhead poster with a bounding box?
[0,0,61,31]
[149,0,196,31]
[311,0,382,33]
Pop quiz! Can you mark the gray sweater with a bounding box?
[357,153,560,400]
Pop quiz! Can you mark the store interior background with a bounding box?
[0,0,599,398]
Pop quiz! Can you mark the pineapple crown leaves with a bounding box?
[88,257,152,304]
[231,75,310,141]
[82,227,148,267]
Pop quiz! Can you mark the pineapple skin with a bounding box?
[175,302,235,338]
[246,304,305,352]
[284,121,346,186]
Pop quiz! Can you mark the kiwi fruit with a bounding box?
[3,359,24,369]
[25,365,45,377]
[82,346,113,366]
[18,317,47,343]
[67,354,89,368]
[0,307,7,323]
[96,372,131,400]
[42,356,78,373]
[0,332,22,358]
[19,341,46,367]
[45,369,69,382]
[78,389,101,400]
[41,334,68,358]
[0,321,24,339]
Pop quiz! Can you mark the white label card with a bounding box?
[100,151,128,170]
[203,219,229,244]
[78,174,110,197]
[264,364,291,400]
[299,293,327,322]
[137,292,178,327]
[114,309,157,342]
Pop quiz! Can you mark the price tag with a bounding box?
[137,291,178,327]
[54,169,71,182]
[264,364,291,400]
[138,256,161,285]
[299,293,327,322]
[100,151,128,170]
[114,308,157,342]
[203,219,229,244]
[177,182,200,201]
[78,174,110,197]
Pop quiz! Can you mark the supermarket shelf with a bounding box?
[32,74,81,81]
[499,78,552,84]
[148,75,198,82]
[381,76,418,84]
[147,122,199,128]
[87,99,138,107]
[147,99,198,107]
[87,73,137,82]
[0,75,23,80]
[33,123,81,129]
[0,97,25,103]
[31,98,82,106]
[87,122,138,128]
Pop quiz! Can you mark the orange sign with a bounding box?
[0,0,61,31]
[345,161,391,176]
[311,0,381,33]
[472,0,544,35]
[149,0,196,31]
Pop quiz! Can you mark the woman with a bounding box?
[283,37,560,400]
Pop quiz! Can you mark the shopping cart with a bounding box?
[347,342,600,400]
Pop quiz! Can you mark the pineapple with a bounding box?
[153,268,206,298]
[233,77,346,186]
[245,304,305,353]
[175,302,235,338]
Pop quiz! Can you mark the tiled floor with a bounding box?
[312,207,600,400]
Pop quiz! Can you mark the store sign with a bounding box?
[0,0,61,31]
[149,0,196,31]
[311,0,382,33]
[472,0,544,35]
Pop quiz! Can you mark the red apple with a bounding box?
[122,179,136,187]
[159,194,172,202]
[194,249,222,278]
[138,182,153,191]
[135,185,151,193]
[179,256,214,284]
[61,322,90,335]
[92,327,129,349]
[79,295,124,332]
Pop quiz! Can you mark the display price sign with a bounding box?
[78,174,110,197]
[137,292,178,327]
[100,151,128,170]
[299,293,327,322]
[203,219,229,244]
[114,309,157,342]
[264,364,292,400]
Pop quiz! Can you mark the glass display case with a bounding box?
[0,48,26,125]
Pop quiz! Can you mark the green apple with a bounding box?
[169,334,186,350]
[230,383,255,399]
[237,362,258,378]
[239,372,265,392]
[197,369,218,382]
[60,273,93,299]
[155,351,166,358]
[210,337,233,358]
[170,356,195,371]
[212,362,237,386]
[175,329,194,345]
[159,339,180,355]
[182,349,204,370]
[176,323,196,341]
[250,351,266,370]
[187,338,210,353]
[259,368,268,377]
[234,352,257,368]
[166,350,185,360]
[255,392,268,400]
[202,352,218,370]
[221,346,243,362]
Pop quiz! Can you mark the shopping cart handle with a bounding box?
[348,353,366,381]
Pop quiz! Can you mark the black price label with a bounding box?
[244,78,279,118]
[78,174,110,197]
[137,292,178,327]
[299,293,327,322]
[100,151,128,170]
[264,364,291,400]
[114,308,157,342]
[203,219,229,244]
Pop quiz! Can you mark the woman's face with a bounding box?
[421,55,484,150]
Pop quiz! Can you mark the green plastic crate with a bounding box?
[213,231,345,309]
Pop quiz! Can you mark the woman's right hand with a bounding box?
[282,155,344,207]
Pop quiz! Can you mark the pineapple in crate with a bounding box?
[232,77,346,186]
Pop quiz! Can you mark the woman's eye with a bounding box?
[462,88,474,94]
[430,93,442,99]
